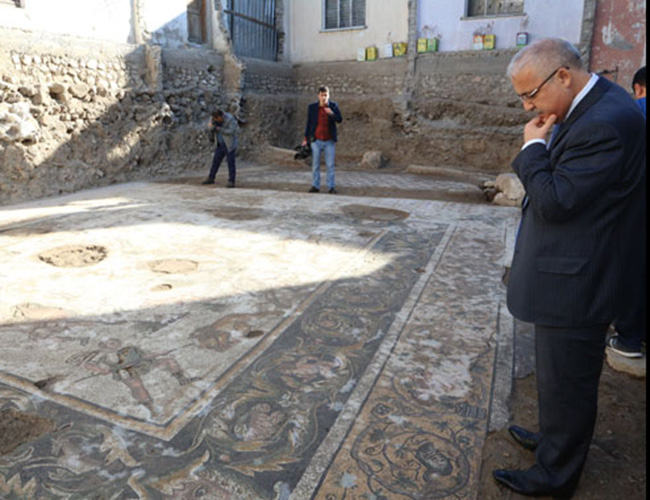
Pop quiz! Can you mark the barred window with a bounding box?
[467,0,524,17]
[324,0,366,30]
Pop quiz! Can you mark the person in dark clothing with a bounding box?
[631,65,646,117]
[302,86,343,194]
[202,109,239,188]
[493,38,646,498]
[607,65,647,359]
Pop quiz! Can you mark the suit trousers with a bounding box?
[613,183,646,350]
[524,323,609,493]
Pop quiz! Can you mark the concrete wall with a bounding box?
[286,0,409,63]
[418,0,585,52]
[589,0,646,90]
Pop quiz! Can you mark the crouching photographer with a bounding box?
[202,109,239,188]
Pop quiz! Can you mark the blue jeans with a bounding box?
[311,140,336,190]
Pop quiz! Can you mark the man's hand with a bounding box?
[301,139,308,146]
[524,114,557,143]
[324,106,334,116]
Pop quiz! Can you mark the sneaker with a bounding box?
[201,179,215,185]
[227,180,235,188]
[607,335,643,358]
[308,186,319,193]
[328,187,338,194]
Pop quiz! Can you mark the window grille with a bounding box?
[467,0,524,17]
[224,0,278,61]
[324,0,366,30]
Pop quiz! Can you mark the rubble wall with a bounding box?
[0,29,225,206]
[289,51,528,172]
[1,28,530,206]
[239,57,298,155]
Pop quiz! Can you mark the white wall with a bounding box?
[287,0,409,63]
[141,0,188,47]
[0,0,133,43]
[418,0,585,52]
[0,0,198,48]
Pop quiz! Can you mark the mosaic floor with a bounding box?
[0,174,519,499]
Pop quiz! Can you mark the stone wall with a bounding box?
[238,57,298,155]
[0,29,226,205]
[282,51,527,172]
[408,50,526,172]
[1,27,530,206]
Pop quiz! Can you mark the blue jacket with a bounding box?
[304,101,343,142]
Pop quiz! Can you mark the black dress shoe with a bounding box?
[328,187,338,194]
[508,425,540,451]
[493,469,574,499]
[308,186,319,193]
[202,179,215,185]
[227,180,235,188]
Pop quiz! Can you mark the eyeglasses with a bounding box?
[517,66,568,102]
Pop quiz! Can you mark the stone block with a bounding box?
[69,83,90,99]
[495,173,525,201]
[360,151,388,170]
[606,350,646,379]
[0,102,41,144]
[493,192,520,207]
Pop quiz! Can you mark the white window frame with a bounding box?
[322,0,366,31]
[466,0,524,18]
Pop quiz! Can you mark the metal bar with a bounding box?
[222,9,277,30]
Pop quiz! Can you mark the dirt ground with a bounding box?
[478,364,647,499]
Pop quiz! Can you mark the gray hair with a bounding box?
[507,38,583,79]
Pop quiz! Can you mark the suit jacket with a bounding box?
[507,77,646,327]
[304,101,343,142]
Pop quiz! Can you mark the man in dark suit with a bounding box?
[301,86,343,194]
[493,38,646,497]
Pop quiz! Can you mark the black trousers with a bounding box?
[523,323,609,493]
[208,143,236,182]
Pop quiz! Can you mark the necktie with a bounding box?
[548,123,564,149]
